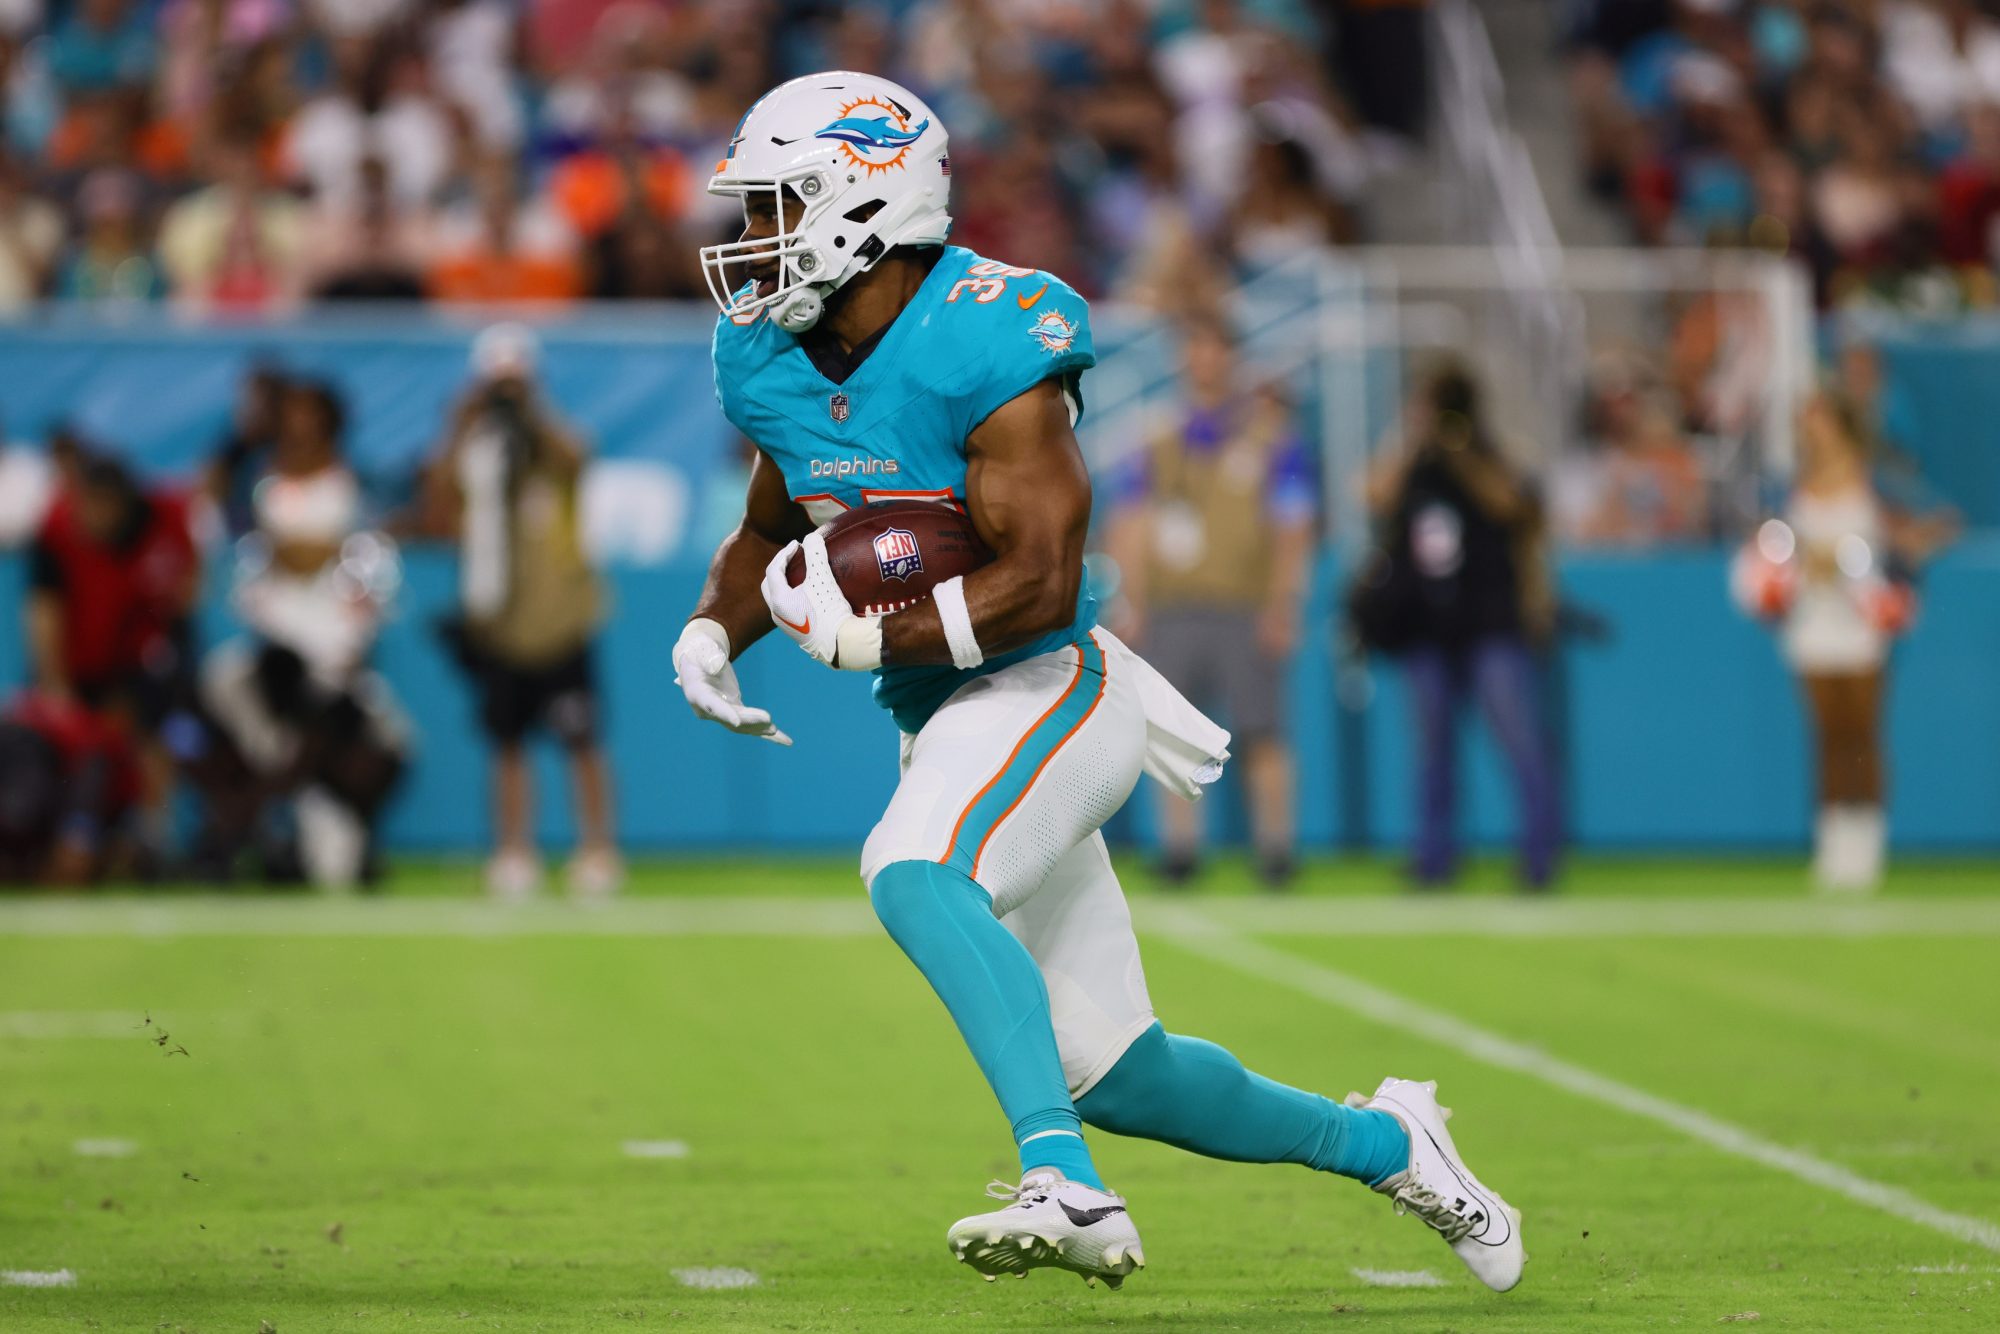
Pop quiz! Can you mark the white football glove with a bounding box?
[761,533,882,670]
[672,618,791,745]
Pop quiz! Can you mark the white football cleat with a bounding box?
[946,1171,1145,1288]
[1349,1076,1526,1292]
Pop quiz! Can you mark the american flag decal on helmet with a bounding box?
[939,156,951,177]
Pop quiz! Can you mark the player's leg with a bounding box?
[1016,834,1524,1291]
[864,635,1150,1284]
[863,634,1142,1192]
[1006,834,1405,1183]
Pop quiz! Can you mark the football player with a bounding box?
[673,71,1524,1292]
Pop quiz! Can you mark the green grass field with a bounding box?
[4,858,1999,1332]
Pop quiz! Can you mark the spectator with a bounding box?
[1563,360,1709,546]
[45,0,155,101]
[0,149,61,308]
[301,154,431,299]
[1361,362,1560,891]
[1107,316,1313,887]
[283,35,452,210]
[423,325,619,900]
[1228,129,1348,272]
[1936,101,2000,266]
[57,167,164,303]
[157,135,304,311]
[427,154,581,303]
[25,451,201,868]
[193,376,410,888]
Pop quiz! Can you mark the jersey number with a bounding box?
[946,278,1006,304]
[946,262,1039,305]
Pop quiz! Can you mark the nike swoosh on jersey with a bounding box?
[1016,282,1049,310]
[1058,1200,1126,1228]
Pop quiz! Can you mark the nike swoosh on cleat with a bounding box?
[1058,1201,1126,1228]
[1016,282,1049,309]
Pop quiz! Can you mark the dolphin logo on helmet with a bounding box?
[817,114,930,153]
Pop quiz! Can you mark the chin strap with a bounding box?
[773,286,825,333]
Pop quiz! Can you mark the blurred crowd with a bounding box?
[0,0,1413,314]
[1569,0,2000,312]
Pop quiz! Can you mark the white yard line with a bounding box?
[671,1266,758,1290]
[1151,906,2000,1255]
[1,1270,77,1288]
[5,894,1999,939]
[1351,1267,1448,1287]
[621,1139,690,1159]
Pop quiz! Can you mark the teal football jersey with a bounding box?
[713,245,1098,733]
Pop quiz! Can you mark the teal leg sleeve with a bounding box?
[869,859,1103,1189]
[1077,1023,1409,1186]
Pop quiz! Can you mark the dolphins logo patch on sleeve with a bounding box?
[1026,310,1078,355]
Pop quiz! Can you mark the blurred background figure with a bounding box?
[1734,388,1957,891]
[1107,316,1313,888]
[0,686,140,885]
[424,324,618,901]
[1360,363,1561,891]
[203,359,289,541]
[24,450,199,874]
[190,377,408,889]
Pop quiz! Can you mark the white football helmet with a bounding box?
[701,71,951,333]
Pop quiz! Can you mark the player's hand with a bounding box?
[672,618,791,745]
[761,533,854,667]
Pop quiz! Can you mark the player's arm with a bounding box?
[674,445,810,745]
[880,378,1090,666]
[692,446,814,657]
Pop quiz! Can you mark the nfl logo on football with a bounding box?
[873,527,923,582]
[829,392,851,423]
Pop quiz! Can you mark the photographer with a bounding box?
[1358,361,1560,891]
[424,324,619,900]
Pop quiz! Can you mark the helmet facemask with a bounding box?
[702,167,856,334]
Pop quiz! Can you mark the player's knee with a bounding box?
[867,859,987,942]
[1075,1022,1172,1135]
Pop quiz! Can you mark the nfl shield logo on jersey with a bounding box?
[873,527,923,583]
[829,392,851,423]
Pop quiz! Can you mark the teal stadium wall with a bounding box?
[0,313,1994,855]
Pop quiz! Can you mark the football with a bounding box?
[788,499,995,615]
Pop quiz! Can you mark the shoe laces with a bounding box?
[984,1176,1055,1208]
[1389,1175,1477,1243]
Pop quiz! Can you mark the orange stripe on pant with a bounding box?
[938,634,1110,883]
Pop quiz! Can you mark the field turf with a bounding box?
[3,857,1998,1332]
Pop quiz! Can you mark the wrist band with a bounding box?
[835,614,883,672]
[933,576,984,669]
[682,616,731,657]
